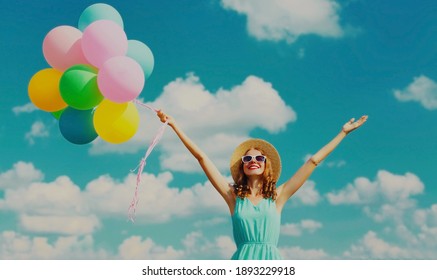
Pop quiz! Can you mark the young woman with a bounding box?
[157,110,368,259]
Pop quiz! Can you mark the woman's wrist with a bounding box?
[169,120,178,130]
[309,157,320,166]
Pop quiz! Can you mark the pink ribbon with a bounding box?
[128,99,168,222]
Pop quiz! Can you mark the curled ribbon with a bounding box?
[128,99,168,222]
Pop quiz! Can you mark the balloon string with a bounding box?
[128,99,168,222]
[132,99,159,113]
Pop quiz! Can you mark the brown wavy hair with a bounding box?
[233,148,277,200]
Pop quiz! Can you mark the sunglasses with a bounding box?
[241,155,266,163]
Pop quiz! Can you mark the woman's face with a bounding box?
[242,148,266,177]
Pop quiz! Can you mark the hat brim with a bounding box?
[229,138,281,183]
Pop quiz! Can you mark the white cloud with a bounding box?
[326,170,423,206]
[0,229,235,260]
[12,103,37,115]
[281,219,323,236]
[326,160,346,168]
[1,161,230,231]
[0,175,88,216]
[281,223,301,236]
[118,236,184,260]
[394,223,419,245]
[301,219,323,232]
[194,217,228,228]
[0,231,108,259]
[181,231,235,259]
[326,176,377,205]
[221,0,343,43]
[394,75,437,110]
[364,204,403,224]
[414,204,437,248]
[118,231,235,260]
[90,73,296,174]
[215,235,237,259]
[0,161,43,190]
[85,172,228,223]
[378,170,424,202]
[297,48,305,59]
[414,204,437,227]
[291,180,321,206]
[280,246,327,259]
[417,226,437,249]
[330,171,437,259]
[25,121,49,145]
[0,169,99,235]
[343,231,408,259]
[20,215,100,235]
[327,170,424,227]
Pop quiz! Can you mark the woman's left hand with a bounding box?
[342,115,368,134]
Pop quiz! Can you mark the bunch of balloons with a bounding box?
[28,3,155,145]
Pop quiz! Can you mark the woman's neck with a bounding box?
[247,176,263,196]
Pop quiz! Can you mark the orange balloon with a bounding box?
[93,100,139,144]
[28,68,67,112]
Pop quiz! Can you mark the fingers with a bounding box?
[156,110,168,122]
[343,115,368,133]
[351,115,368,124]
[358,115,368,124]
[352,115,368,129]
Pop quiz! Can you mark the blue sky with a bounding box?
[1,0,436,259]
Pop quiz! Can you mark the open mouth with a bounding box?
[248,165,260,170]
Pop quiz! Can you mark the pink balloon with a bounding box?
[43,26,88,71]
[81,20,128,68]
[97,56,145,103]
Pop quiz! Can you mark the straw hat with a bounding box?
[229,138,281,183]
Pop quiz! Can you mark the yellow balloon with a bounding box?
[28,68,67,112]
[93,100,139,144]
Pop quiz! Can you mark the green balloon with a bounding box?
[51,108,65,119]
[59,64,104,110]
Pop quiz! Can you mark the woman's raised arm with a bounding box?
[276,115,368,211]
[157,110,236,211]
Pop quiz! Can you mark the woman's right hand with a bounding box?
[157,110,175,127]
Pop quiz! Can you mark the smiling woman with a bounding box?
[157,109,367,260]
[229,140,282,259]
[230,140,280,202]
